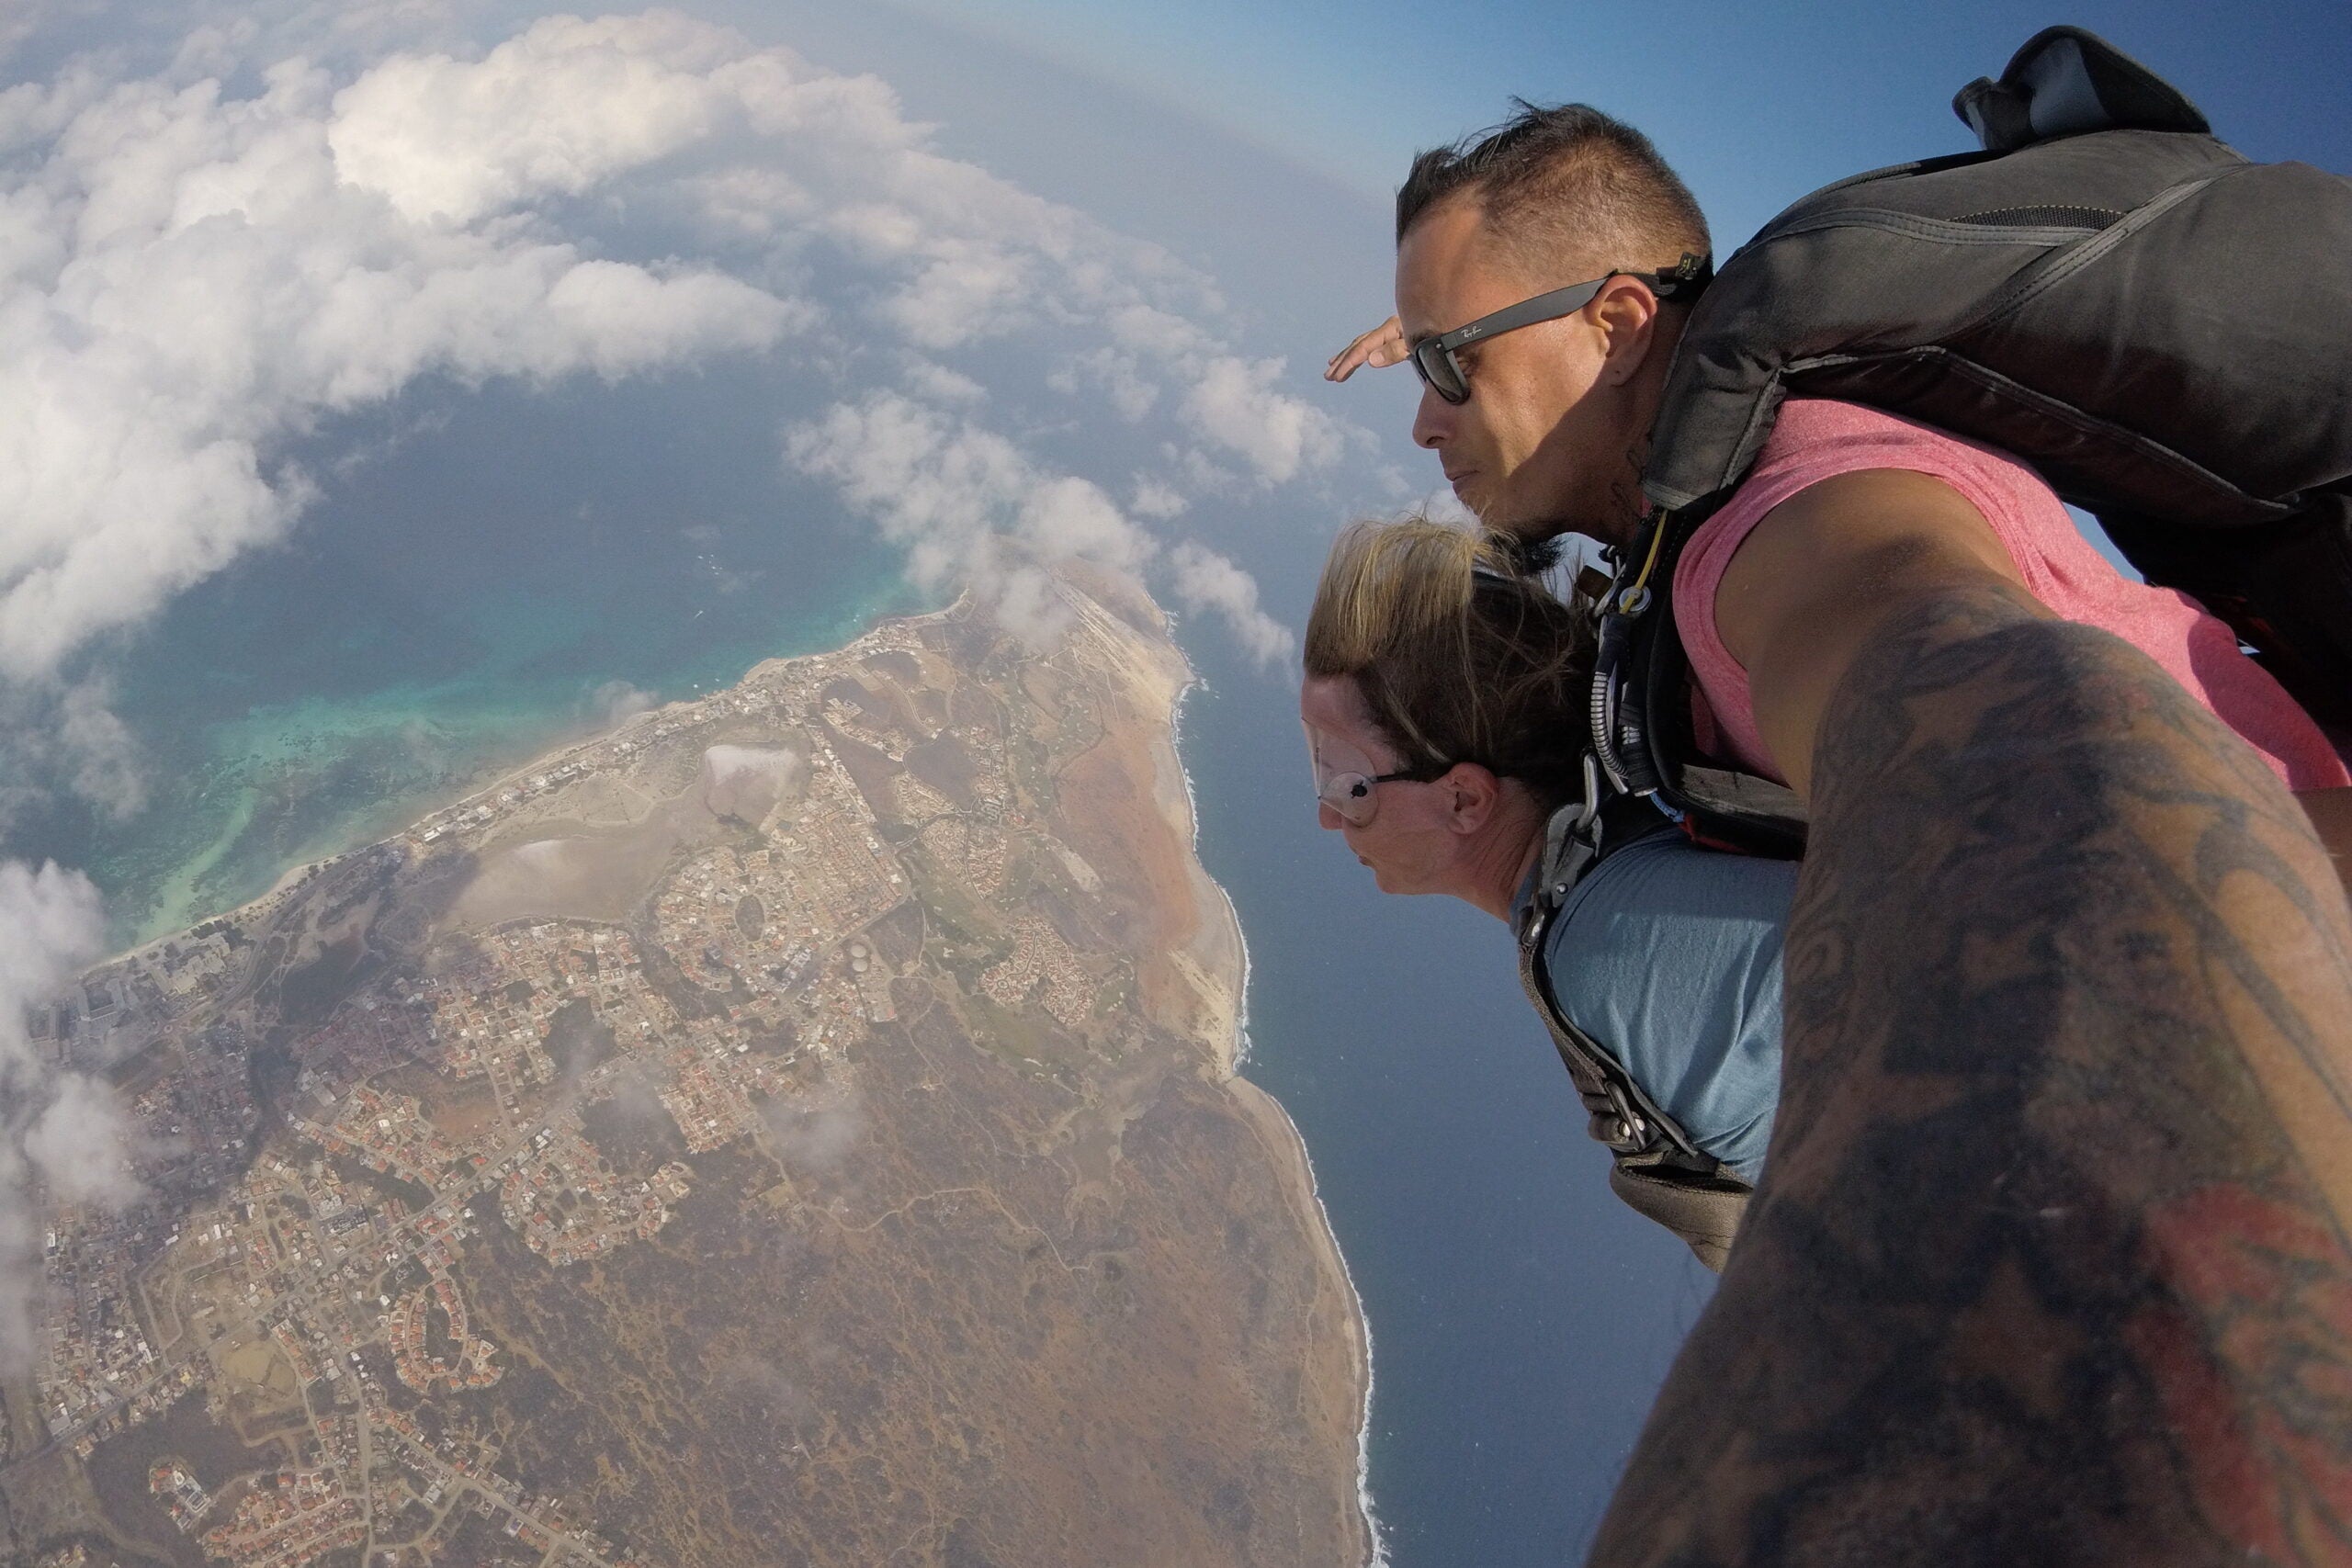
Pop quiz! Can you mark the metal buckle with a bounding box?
[1541,756,1608,907]
[1571,751,1601,836]
[1601,1078,1651,1154]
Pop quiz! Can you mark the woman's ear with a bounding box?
[1442,762,1504,834]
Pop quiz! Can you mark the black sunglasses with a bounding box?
[1408,254,1713,405]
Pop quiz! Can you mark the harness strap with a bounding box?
[1516,789,1705,1165]
[1592,502,1812,859]
[1590,508,1681,798]
[1514,781,1755,1268]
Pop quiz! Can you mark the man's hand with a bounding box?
[1325,317,1407,382]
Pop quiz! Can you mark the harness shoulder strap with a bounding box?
[1594,504,1810,858]
[1514,787,1754,1270]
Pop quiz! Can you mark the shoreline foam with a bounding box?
[1132,598,1383,1565]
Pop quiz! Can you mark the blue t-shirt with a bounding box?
[1518,830,1794,1183]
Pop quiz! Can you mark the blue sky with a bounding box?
[897,0,2352,236]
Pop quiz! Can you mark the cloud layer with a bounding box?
[0,859,135,1366]
[786,391,1293,656]
[6,10,1351,685]
[0,18,811,681]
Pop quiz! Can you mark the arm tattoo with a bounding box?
[1588,585,2352,1567]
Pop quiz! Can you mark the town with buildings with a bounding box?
[7,594,1145,1568]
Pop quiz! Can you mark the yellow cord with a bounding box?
[1618,510,1669,610]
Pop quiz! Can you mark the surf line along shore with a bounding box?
[1061,570,1381,1555]
[17,566,1376,1568]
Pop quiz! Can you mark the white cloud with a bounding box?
[899,355,984,405]
[0,859,133,1369]
[0,7,1351,691]
[0,25,806,682]
[23,1076,139,1207]
[1182,355,1349,487]
[792,392,1297,662]
[56,679,145,819]
[1048,347,1159,422]
[326,12,733,227]
[1130,478,1187,519]
[786,390,1158,646]
[587,678,656,727]
[1168,541,1295,668]
[760,1081,865,1173]
[0,860,104,1025]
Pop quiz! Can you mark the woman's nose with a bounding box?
[1317,801,1344,830]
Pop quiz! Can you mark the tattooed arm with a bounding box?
[1587,562,2352,1562]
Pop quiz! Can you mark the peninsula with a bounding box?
[0,571,1374,1568]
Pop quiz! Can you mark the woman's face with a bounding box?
[1299,672,1466,897]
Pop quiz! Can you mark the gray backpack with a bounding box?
[1594,26,2352,840]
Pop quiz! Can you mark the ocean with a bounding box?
[13,367,1706,1564]
[1172,628,1712,1563]
[11,369,919,950]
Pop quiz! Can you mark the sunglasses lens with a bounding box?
[1319,773,1376,826]
[1412,341,1468,404]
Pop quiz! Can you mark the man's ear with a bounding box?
[1441,763,1504,835]
[1592,276,1663,387]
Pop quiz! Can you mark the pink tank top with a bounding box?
[1672,400,2350,790]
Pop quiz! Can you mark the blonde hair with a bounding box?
[1304,516,1595,807]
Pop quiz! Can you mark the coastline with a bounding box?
[85,570,1384,1562]
[1075,573,1381,1565]
[91,573,922,956]
[1226,1074,1387,1566]
[102,591,970,972]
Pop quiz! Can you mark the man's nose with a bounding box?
[1317,801,1345,830]
[1411,383,1453,449]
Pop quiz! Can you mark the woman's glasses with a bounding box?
[1306,725,1445,827]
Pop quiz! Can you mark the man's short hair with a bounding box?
[1396,101,1709,286]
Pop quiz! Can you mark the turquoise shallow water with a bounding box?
[10,370,922,950]
[96,606,904,947]
[74,574,918,949]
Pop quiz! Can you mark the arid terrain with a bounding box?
[0,572,1372,1568]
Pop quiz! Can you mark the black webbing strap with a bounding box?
[1515,788,1703,1165]
[1513,784,1754,1269]
[1594,502,1810,858]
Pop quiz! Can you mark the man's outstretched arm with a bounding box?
[1588,579,2352,1564]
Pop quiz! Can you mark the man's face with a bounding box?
[1395,200,1618,538]
[1300,672,1461,897]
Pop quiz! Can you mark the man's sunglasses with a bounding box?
[1408,254,1713,405]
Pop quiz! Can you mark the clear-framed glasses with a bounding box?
[1306,724,1444,827]
[1408,254,1712,405]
